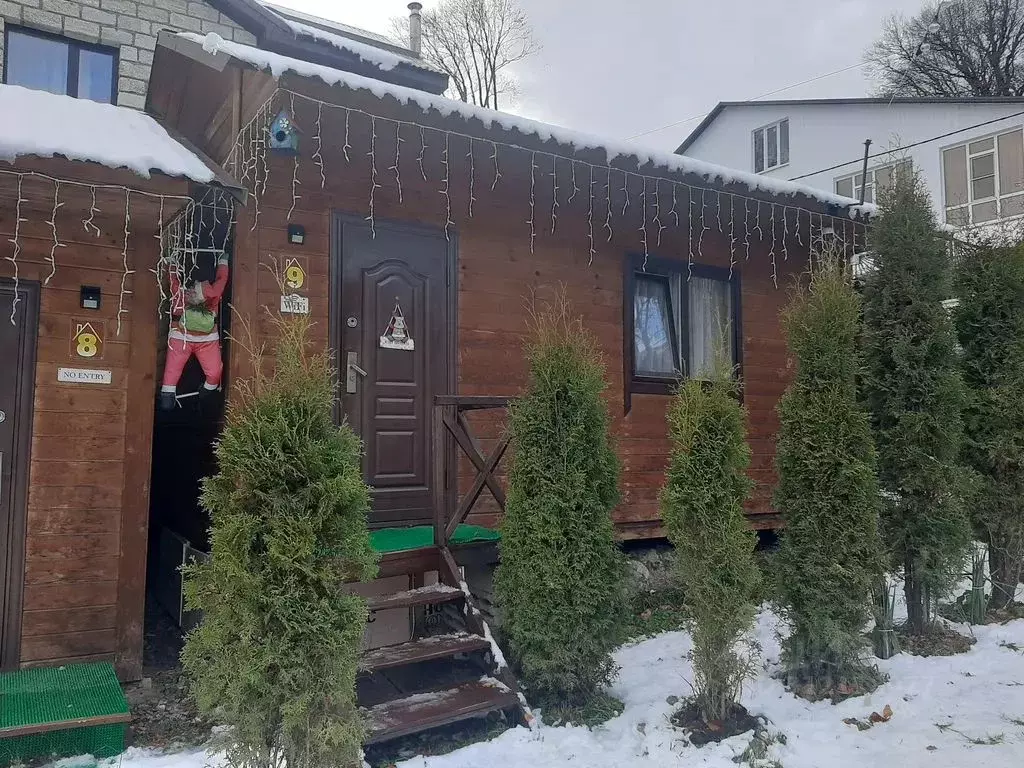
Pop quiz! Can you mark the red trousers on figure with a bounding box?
[160,338,223,394]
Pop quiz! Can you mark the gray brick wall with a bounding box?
[0,0,256,108]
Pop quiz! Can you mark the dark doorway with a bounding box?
[0,279,38,670]
[332,215,454,528]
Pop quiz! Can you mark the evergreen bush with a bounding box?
[955,241,1024,610]
[494,294,626,711]
[182,314,378,768]
[774,256,884,693]
[862,169,971,636]
[661,364,760,723]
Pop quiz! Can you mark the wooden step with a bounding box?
[360,633,490,673]
[364,677,519,745]
[367,584,465,613]
[376,546,440,579]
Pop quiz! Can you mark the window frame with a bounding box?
[942,126,1024,226]
[834,160,911,204]
[752,118,790,174]
[623,254,742,410]
[2,24,119,104]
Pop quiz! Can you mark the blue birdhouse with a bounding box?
[269,109,300,154]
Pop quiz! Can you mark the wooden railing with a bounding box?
[432,395,515,546]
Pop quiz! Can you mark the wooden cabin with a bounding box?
[0,83,237,680]
[150,30,869,540]
[137,31,870,742]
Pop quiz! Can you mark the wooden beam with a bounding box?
[227,200,260,395]
[114,229,160,682]
[0,712,131,739]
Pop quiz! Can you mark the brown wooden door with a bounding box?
[0,280,37,670]
[333,216,452,529]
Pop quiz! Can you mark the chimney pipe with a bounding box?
[408,2,423,56]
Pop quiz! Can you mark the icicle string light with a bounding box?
[639,177,649,269]
[116,189,134,336]
[653,179,665,247]
[390,121,404,204]
[343,110,352,162]
[490,141,501,191]
[755,200,764,241]
[743,199,752,261]
[467,138,475,217]
[687,188,695,280]
[367,115,381,238]
[550,157,559,235]
[717,192,724,233]
[46,180,66,284]
[313,101,325,189]
[417,126,427,181]
[604,166,613,243]
[154,195,167,323]
[568,161,580,205]
[769,203,778,288]
[528,151,537,253]
[621,171,630,217]
[84,186,101,237]
[728,194,736,279]
[670,183,679,227]
[782,205,790,262]
[0,168,195,326]
[441,132,453,241]
[6,176,25,324]
[696,189,710,273]
[587,165,596,266]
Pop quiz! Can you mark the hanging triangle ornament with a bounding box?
[380,299,414,350]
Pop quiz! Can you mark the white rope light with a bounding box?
[550,156,559,235]
[367,115,380,237]
[6,176,25,324]
[46,180,66,285]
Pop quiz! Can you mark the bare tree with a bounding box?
[865,0,1024,97]
[392,0,538,109]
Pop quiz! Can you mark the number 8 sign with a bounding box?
[71,320,104,359]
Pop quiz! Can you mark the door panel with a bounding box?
[336,217,450,528]
[1,281,38,670]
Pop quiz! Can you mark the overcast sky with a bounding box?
[273,0,926,151]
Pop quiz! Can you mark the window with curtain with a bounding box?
[627,256,739,394]
[3,26,117,104]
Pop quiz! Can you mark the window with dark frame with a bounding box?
[3,26,117,104]
[625,255,741,398]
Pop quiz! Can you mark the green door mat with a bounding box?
[0,662,130,762]
[370,524,500,554]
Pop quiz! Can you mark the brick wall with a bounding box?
[0,0,255,108]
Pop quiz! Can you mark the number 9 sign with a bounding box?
[284,258,306,290]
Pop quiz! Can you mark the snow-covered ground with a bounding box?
[54,598,1024,768]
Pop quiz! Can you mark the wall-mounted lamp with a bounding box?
[288,224,306,245]
[80,285,101,310]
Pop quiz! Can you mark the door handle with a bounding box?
[346,351,368,394]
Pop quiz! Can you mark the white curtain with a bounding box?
[634,277,677,375]
[7,32,68,96]
[688,277,733,378]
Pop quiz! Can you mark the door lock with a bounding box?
[346,351,367,394]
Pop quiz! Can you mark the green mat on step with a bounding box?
[0,662,129,762]
[370,524,500,554]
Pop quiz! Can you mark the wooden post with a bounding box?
[227,199,259,398]
[114,227,161,681]
[432,399,447,546]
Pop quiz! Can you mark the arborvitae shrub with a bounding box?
[862,170,971,636]
[774,256,884,693]
[495,295,626,710]
[956,241,1024,610]
[182,314,377,768]
[661,366,760,723]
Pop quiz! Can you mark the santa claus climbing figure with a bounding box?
[160,254,229,410]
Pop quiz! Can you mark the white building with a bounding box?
[676,98,1024,228]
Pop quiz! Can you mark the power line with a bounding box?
[624,61,865,142]
[787,107,1024,181]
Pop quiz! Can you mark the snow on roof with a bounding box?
[186,32,873,218]
[0,84,216,183]
[263,2,408,51]
[274,14,439,75]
